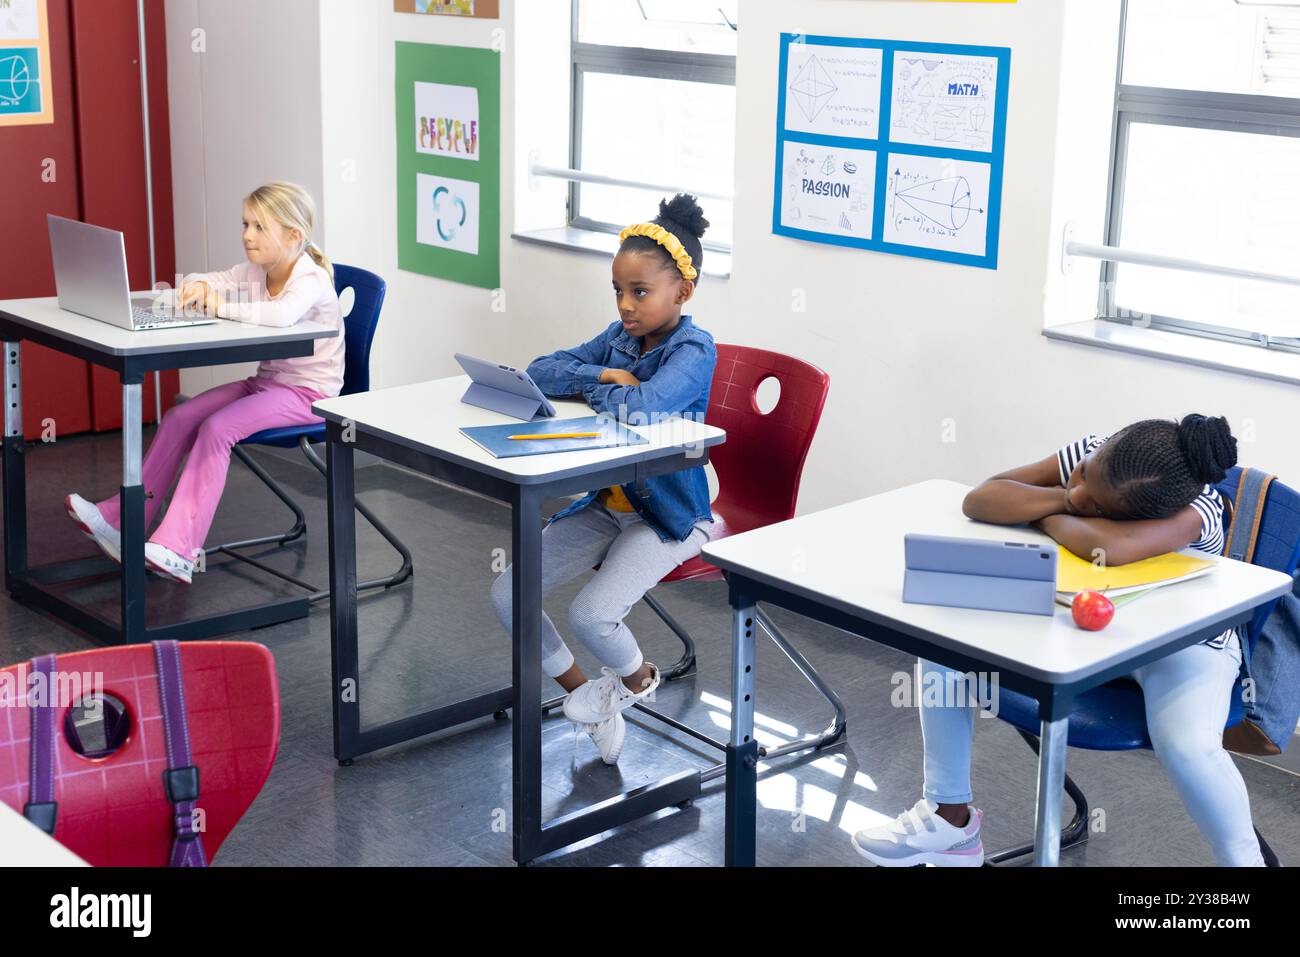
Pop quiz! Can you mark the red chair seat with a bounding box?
[662,554,725,584]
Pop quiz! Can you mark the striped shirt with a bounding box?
[1056,434,1232,649]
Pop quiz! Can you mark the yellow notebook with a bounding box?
[1056,548,1216,600]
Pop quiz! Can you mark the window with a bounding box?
[569,0,737,250]
[1103,0,1300,349]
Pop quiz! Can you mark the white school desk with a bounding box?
[0,800,89,866]
[702,480,1294,867]
[0,297,336,645]
[313,375,726,864]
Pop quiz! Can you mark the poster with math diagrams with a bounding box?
[773,33,1009,270]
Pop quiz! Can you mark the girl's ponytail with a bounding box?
[303,239,334,281]
[1176,413,1237,487]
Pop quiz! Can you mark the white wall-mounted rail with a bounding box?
[1061,222,1300,288]
[528,160,733,203]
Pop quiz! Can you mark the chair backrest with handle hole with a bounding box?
[0,641,279,866]
[705,344,830,535]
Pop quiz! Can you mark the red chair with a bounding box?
[651,344,831,607]
[0,641,279,866]
[544,345,843,759]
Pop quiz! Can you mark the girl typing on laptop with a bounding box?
[64,181,343,584]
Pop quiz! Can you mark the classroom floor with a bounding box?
[4,426,1298,867]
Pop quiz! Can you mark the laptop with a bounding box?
[902,533,1058,616]
[454,352,558,421]
[47,215,218,331]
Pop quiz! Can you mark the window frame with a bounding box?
[569,0,737,254]
[1101,0,1300,354]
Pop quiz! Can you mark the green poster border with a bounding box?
[395,41,501,289]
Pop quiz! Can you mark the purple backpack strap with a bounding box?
[24,654,58,835]
[153,641,208,867]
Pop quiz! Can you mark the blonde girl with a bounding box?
[64,182,344,584]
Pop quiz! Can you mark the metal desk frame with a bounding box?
[721,573,1258,867]
[1,313,329,645]
[325,418,725,864]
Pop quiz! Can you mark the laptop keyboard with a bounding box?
[132,306,211,328]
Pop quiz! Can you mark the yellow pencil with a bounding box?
[508,432,601,440]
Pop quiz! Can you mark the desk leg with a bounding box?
[326,435,360,763]
[511,485,544,864]
[3,341,25,594]
[1033,715,1069,867]
[119,378,145,642]
[725,595,758,867]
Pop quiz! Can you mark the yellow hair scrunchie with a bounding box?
[618,223,698,281]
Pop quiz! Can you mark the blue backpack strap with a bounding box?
[152,641,208,867]
[1224,468,1276,564]
[23,654,58,835]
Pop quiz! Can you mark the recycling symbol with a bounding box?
[433,186,467,242]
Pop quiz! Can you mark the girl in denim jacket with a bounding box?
[490,194,719,765]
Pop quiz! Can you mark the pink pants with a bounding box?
[97,376,326,561]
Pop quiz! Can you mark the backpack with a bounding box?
[1219,468,1300,756]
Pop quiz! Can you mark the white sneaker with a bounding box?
[64,493,121,563]
[144,542,194,585]
[578,713,626,765]
[562,664,660,725]
[851,799,985,867]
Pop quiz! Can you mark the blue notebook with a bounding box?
[459,415,649,459]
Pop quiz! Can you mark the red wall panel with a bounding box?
[71,0,179,431]
[0,0,94,440]
[1,0,180,441]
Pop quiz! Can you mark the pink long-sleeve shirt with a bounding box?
[188,254,345,397]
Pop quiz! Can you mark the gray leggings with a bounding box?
[490,501,715,679]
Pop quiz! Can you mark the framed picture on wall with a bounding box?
[396,41,500,288]
[393,0,501,18]
[0,0,53,126]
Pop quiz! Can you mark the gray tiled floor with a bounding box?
[3,428,1297,867]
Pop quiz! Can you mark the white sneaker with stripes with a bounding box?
[145,542,194,585]
[851,799,985,867]
[64,493,121,563]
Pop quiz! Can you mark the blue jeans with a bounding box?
[919,630,1264,866]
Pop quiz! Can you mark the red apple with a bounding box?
[1071,590,1115,631]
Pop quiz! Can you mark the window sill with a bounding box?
[511,227,732,280]
[1043,320,1300,387]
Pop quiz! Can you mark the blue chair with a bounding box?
[208,264,413,599]
[986,466,1300,865]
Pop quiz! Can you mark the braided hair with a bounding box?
[620,193,709,280]
[1101,414,1238,519]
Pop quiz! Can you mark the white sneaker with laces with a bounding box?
[64,493,121,563]
[562,664,660,725]
[851,799,984,867]
[578,713,626,765]
[144,542,194,585]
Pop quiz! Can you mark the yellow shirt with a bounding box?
[600,485,637,512]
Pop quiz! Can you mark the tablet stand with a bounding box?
[461,381,550,421]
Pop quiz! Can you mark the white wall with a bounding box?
[173,0,1300,515]
[730,0,1300,512]
[166,0,326,395]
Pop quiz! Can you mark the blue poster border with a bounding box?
[773,32,1011,270]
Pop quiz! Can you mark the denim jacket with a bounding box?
[526,315,717,543]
